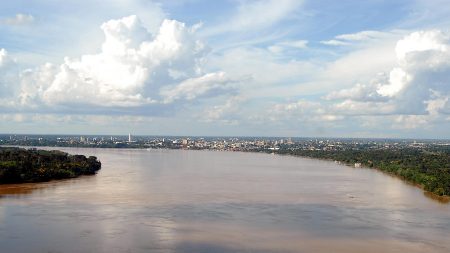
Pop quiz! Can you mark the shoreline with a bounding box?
[275,152,450,202]
[1,145,448,201]
[0,147,101,185]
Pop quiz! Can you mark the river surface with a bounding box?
[1,148,449,253]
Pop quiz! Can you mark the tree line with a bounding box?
[0,147,101,183]
[277,147,450,196]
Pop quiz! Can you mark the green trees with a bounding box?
[0,147,101,183]
[277,147,450,196]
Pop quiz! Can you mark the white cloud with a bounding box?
[0,48,10,68]
[326,30,450,118]
[277,40,308,49]
[320,40,349,46]
[325,77,387,102]
[392,115,430,129]
[321,30,398,47]
[376,67,411,97]
[4,15,238,111]
[374,30,450,113]
[0,48,19,99]
[391,92,450,130]
[18,63,56,106]
[322,38,398,87]
[1,3,449,137]
[335,30,388,41]
[272,100,323,116]
[1,13,34,26]
[331,100,397,116]
[270,100,345,125]
[0,113,156,135]
[395,30,449,67]
[270,29,450,132]
[205,0,303,35]
[267,45,284,54]
[268,40,308,53]
[202,96,245,123]
[160,72,237,103]
[210,46,316,91]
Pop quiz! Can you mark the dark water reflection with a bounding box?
[1,148,449,253]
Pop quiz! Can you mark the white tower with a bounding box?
[128,133,132,142]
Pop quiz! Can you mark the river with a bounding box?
[1,148,449,253]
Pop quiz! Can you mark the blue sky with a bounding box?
[0,0,449,138]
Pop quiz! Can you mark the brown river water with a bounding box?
[1,148,449,253]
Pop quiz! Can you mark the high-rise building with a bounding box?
[128,133,132,142]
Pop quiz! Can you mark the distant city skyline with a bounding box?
[1,0,450,138]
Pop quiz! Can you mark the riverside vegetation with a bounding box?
[0,147,101,184]
[277,148,450,196]
[1,135,449,197]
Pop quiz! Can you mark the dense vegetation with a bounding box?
[277,148,450,196]
[0,147,101,184]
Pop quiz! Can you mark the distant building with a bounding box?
[128,133,132,142]
[354,163,362,168]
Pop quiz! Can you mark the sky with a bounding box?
[0,0,449,138]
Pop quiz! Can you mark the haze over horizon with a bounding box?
[1,0,450,138]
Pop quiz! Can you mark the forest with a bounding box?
[277,147,450,196]
[0,147,101,183]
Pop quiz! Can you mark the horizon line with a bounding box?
[1,133,449,141]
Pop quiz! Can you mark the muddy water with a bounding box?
[1,148,449,253]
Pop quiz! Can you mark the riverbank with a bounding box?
[1,144,448,200]
[325,157,450,203]
[2,147,450,253]
[275,148,450,198]
[0,147,101,184]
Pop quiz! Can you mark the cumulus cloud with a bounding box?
[271,100,343,122]
[395,30,449,62]
[380,30,450,113]
[1,13,34,26]
[0,48,19,99]
[325,73,388,102]
[160,72,237,104]
[0,49,10,97]
[39,16,207,107]
[327,30,450,110]
[201,96,245,123]
[321,38,399,89]
[2,15,238,113]
[273,29,450,130]
[0,48,10,68]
